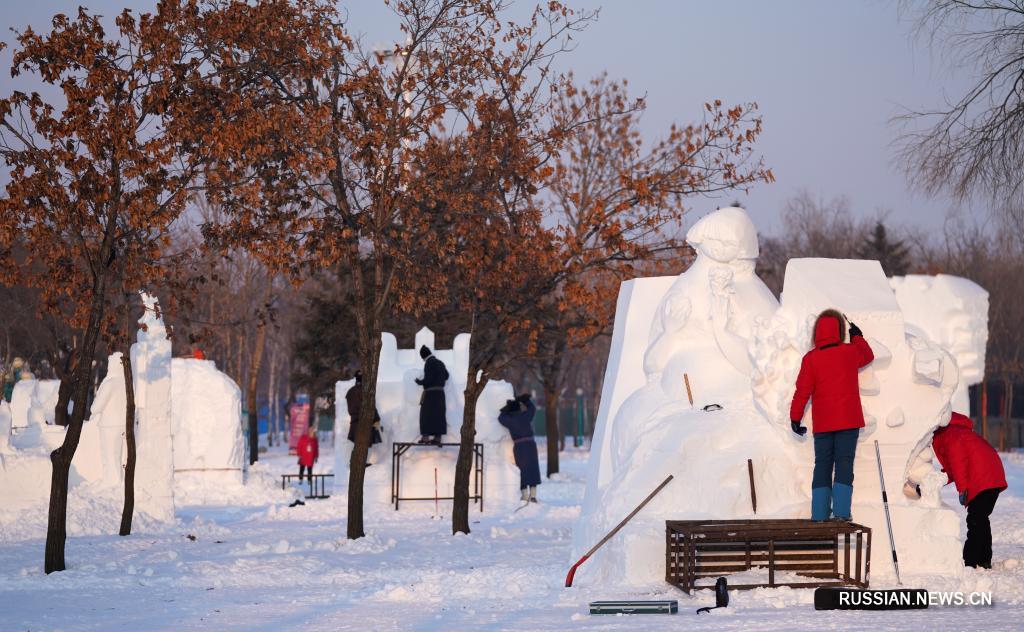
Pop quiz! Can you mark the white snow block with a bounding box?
[583,275,676,507]
[171,358,244,491]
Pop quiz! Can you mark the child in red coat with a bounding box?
[296,426,319,483]
[790,309,874,521]
[930,412,1007,568]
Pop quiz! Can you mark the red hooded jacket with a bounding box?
[790,314,874,433]
[932,412,1007,504]
[296,433,319,467]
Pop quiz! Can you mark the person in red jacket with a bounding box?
[930,412,1007,568]
[296,426,319,483]
[790,309,874,522]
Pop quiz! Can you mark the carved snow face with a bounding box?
[686,206,760,264]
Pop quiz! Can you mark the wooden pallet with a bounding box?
[666,519,871,593]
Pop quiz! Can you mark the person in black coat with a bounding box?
[346,371,382,446]
[499,393,541,503]
[414,345,448,445]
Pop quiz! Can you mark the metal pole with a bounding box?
[874,439,902,585]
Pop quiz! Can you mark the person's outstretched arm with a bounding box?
[847,321,874,367]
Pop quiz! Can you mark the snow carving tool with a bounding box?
[565,474,674,587]
[746,459,757,514]
[683,374,694,407]
[695,577,729,614]
[874,439,902,585]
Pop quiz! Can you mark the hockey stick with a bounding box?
[565,474,674,587]
[874,440,902,585]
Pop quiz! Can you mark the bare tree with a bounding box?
[898,0,1024,232]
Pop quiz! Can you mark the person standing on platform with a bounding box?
[415,345,448,445]
[499,393,541,503]
[296,425,319,483]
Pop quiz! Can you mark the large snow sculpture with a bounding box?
[575,206,972,588]
[890,274,988,414]
[334,327,520,508]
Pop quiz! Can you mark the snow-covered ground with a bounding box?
[2,442,1023,631]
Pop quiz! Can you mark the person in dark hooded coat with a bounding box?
[414,345,448,445]
[346,371,382,446]
[790,309,874,522]
[499,393,541,503]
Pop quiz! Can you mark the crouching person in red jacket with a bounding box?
[790,309,874,522]
[931,412,1007,568]
[296,426,319,483]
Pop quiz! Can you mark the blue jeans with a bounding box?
[811,428,859,520]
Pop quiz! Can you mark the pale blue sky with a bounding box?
[1,1,976,234]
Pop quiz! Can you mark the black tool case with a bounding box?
[589,600,678,615]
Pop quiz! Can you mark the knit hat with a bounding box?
[419,345,431,360]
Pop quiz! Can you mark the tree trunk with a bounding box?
[981,377,989,442]
[266,344,277,447]
[119,350,136,536]
[453,370,486,535]
[346,336,382,540]
[1001,378,1012,452]
[45,296,105,573]
[543,381,560,478]
[247,316,268,465]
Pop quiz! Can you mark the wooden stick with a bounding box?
[684,373,694,407]
[565,475,674,587]
[747,459,757,514]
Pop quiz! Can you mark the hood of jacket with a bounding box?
[814,315,842,348]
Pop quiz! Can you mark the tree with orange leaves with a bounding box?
[191,0,542,539]
[0,4,217,571]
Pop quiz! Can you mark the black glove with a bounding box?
[414,378,423,385]
[516,393,532,404]
[849,322,862,338]
[791,421,807,436]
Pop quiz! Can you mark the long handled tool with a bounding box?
[874,440,902,585]
[747,459,757,514]
[565,475,674,587]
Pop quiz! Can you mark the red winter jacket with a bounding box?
[789,315,874,433]
[296,434,319,467]
[932,412,1007,504]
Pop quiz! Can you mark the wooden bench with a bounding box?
[666,519,871,593]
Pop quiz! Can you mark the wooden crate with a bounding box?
[666,519,870,593]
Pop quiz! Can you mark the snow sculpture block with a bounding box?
[0,401,11,453]
[891,274,989,413]
[334,327,520,509]
[131,293,175,522]
[170,358,244,491]
[583,276,676,508]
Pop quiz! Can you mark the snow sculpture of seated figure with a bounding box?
[644,206,777,403]
[610,206,778,468]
